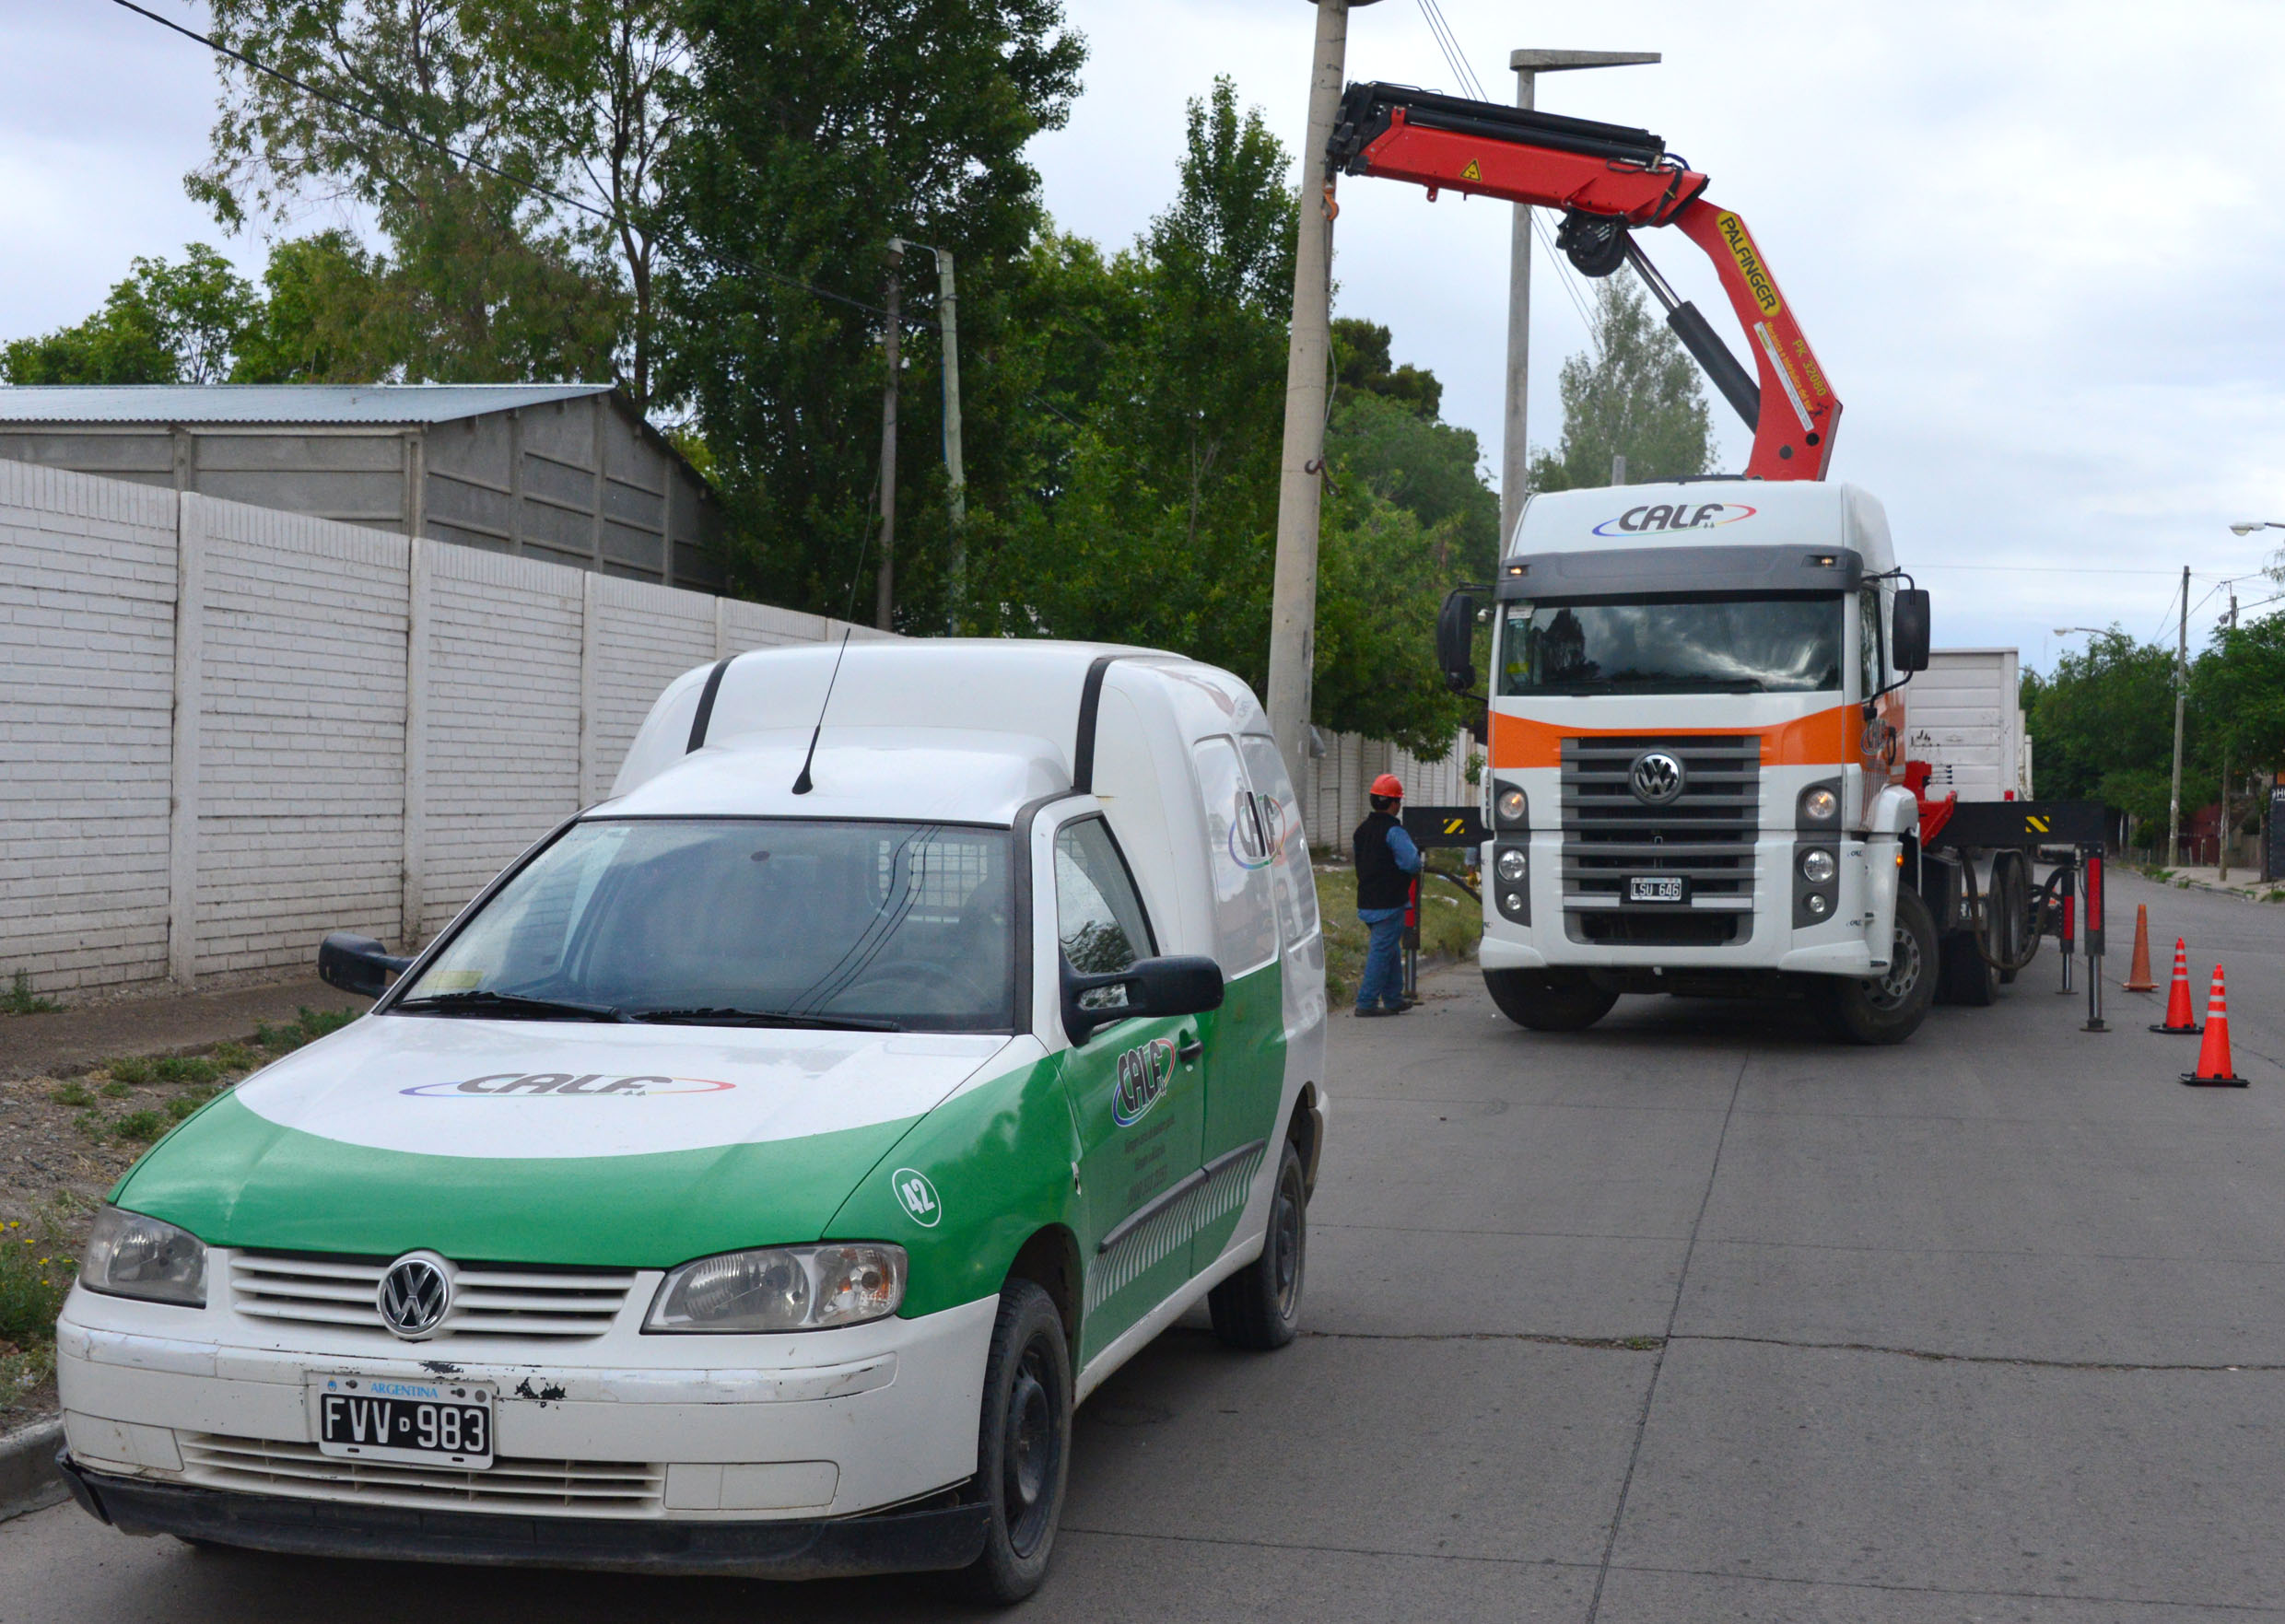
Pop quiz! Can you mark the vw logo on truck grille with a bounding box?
[1629,751,1686,806]
[378,1254,453,1339]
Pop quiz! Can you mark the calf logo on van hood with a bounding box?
[1591,502,1756,537]
[401,1072,736,1098]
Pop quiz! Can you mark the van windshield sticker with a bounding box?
[1591,502,1757,537]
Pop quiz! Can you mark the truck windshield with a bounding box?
[1498,595,1844,696]
[396,819,1015,1033]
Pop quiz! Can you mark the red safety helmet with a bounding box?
[1369,773,1405,800]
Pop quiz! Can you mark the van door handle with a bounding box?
[1177,1034,1203,1064]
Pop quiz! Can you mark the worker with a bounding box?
[1353,772,1423,1017]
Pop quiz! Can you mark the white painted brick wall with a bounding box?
[0,463,180,994]
[0,461,886,998]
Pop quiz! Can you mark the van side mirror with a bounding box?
[318,931,413,999]
[1061,954,1225,1046]
[1435,588,1479,693]
[1892,589,1932,672]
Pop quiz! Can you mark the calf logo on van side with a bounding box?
[1112,1037,1178,1127]
[401,1073,735,1097]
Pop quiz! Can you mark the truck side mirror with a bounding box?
[1061,954,1225,1046]
[318,931,413,999]
[1435,589,1479,693]
[1892,589,1932,672]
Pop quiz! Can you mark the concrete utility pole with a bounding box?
[1267,0,1377,786]
[2221,590,2239,880]
[875,239,903,633]
[1500,49,1659,543]
[2167,562,2188,867]
[932,248,966,633]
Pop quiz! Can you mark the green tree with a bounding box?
[1528,275,1712,491]
[2023,630,2181,825]
[193,0,634,393]
[659,0,1085,622]
[1332,318,1440,417]
[2189,611,2285,836]
[228,232,407,383]
[3,245,262,385]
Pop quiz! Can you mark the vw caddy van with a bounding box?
[54,641,1328,1602]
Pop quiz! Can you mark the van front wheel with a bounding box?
[955,1280,1072,1604]
[1810,885,1938,1044]
[1483,969,1619,1032]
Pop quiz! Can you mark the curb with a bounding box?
[0,1417,66,1523]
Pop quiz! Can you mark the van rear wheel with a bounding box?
[1483,969,1619,1032]
[1811,886,1938,1044]
[1208,1137,1307,1349]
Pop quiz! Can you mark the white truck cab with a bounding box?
[1443,480,1939,1042]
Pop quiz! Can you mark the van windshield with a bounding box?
[1498,595,1844,696]
[396,819,1016,1032]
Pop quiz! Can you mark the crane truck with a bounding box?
[1329,83,2105,1043]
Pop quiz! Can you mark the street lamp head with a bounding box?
[2231,522,2258,535]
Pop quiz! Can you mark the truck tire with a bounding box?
[1208,1135,1307,1350]
[1810,885,1938,1044]
[1483,969,1620,1032]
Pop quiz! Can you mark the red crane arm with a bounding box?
[1327,84,1841,482]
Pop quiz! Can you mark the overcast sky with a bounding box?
[7,0,2283,670]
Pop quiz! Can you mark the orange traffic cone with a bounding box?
[2180,966,2249,1087]
[2150,940,2202,1034]
[2122,905,2157,991]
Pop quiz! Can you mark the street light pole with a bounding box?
[1500,50,1659,545]
[1267,0,1381,786]
[2168,563,2187,868]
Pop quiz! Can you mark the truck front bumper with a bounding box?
[58,1455,989,1579]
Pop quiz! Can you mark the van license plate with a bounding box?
[310,1375,494,1468]
[1626,876,1687,905]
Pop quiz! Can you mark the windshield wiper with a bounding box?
[394,990,629,1022]
[629,1007,903,1033]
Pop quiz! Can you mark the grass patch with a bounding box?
[107,1056,156,1087]
[110,1110,172,1144]
[2,970,62,1015]
[0,1204,79,1422]
[153,1055,221,1087]
[167,1089,217,1122]
[50,1081,93,1109]
[100,1079,133,1099]
[254,1006,358,1055]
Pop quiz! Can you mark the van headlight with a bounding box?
[645,1244,907,1333]
[79,1206,206,1307]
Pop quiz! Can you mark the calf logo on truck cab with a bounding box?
[1630,752,1686,806]
[1113,1037,1178,1127]
[1592,502,1757,537]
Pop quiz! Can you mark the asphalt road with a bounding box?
[6,866,2282,1621]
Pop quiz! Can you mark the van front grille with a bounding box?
[180,1433,662,1516]
[230,1252,637,1340]
[1560,735,1760,927]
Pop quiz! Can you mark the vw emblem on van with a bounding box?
[1629,752,1686,806]
[377,1254,453,1339]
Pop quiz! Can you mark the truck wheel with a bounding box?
[1483,969,1619,1032]
[1209,1136,1307,1350]
[956,1280,1072,1604]
[1811,886,1938,1044]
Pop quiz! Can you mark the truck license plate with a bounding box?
[1626,875,1687,904]
[310,1374,494,1468]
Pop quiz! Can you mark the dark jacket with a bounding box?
[1353,810,1419,911]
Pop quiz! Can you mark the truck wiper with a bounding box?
[629,1007,904,1033]
[394,989,629,1022]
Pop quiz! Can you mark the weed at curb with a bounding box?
[2,971,62,1016]
[111,1110,170,1143]
[50,1081,93,1109]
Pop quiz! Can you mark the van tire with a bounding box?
[1209,1137,1307,1350]
[955,1280,1072,1604]
[1810,885,1939,1044]
[1483,969,1619,1032]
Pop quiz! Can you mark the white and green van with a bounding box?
[54,641,1328,1601]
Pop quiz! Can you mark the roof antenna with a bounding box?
[791,630,852,795]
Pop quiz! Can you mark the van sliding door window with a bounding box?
[1192,736,1279,975]
[1238,734,1318,946]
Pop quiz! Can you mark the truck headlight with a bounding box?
[645,1244,907,1333]
[1494,785,1527,828]
[79,1205,206,1307]
[1496,849,1528,882]
[1800,786,1839,824]
[1498,890,1526,917]
[1801,848,1837,884]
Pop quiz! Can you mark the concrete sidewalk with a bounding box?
[2148,863,2284,902]
[0,977,364,1081]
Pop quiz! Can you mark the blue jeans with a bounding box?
[1356,906,1406,1011]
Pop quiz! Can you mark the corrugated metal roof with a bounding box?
[0,383,614,425]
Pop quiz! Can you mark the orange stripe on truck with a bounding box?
[1488,707,1855,770]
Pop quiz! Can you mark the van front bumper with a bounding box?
[58,1454,989,1579]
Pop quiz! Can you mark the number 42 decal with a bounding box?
[892,1168,942,1227]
